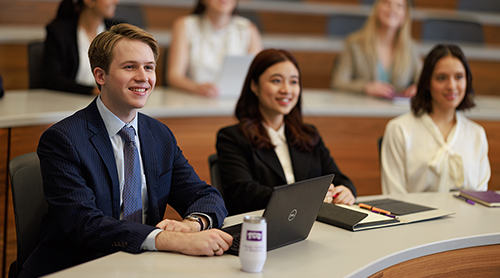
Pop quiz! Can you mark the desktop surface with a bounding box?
[44,193,500,278]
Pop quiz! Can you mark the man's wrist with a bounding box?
[185,213,213,231]
[185,215,204,231]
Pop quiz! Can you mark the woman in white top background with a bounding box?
[167,0,263,98]
[381,44,490,194]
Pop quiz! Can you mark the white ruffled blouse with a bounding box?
[381,112,490,194]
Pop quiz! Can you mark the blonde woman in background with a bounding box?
[331,0,421,99]
[167,0,262,98]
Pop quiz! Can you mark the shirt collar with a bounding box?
[96,96,139,138]
[264,122,286,146]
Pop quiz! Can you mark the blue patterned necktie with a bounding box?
[118,126,143,223]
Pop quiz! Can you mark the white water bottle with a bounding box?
[239,215,267,273]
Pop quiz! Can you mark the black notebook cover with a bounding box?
[316,203,399,231]
[360,199,435,215]
[316,199,452,232]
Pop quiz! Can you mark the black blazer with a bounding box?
[42,17,116,95]
[216,124,356,215]
[21,99,227,277]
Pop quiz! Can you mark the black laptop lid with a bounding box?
[264,174,334,251]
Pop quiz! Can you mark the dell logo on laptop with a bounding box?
[288,209,298,221]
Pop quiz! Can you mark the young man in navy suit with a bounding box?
[22,23,232,277]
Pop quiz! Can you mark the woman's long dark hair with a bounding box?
[411,44,475,116]
[235,49,319,152]
[192,0,237,15]
[55,0,85,20]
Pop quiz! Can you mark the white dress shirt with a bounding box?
[265,123,295,184]
[381,112,490,194]
[96,97,160,250]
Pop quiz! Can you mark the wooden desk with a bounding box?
[44,193,500,278]
[1,88,499,277]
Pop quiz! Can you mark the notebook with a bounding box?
[317,198,454,231]
[459,190,500,207]
[222,174,334,255]
[215,55,254,99]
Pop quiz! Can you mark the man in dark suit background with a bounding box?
[22,23,232,278]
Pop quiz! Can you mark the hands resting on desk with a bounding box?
[324,184,356,205]
[154,219,233,256]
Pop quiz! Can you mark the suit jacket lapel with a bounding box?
[85,99,121,219]
[137,114,161,225]
[287,129,311,182]
[254,148,286,184]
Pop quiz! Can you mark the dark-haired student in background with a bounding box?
[216,49,356,216]
[381,44,490,194]
[167,0,262,98]
[42,0,120,95]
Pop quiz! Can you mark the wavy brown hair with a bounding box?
[411,44,475,116]
[235,49,319,152]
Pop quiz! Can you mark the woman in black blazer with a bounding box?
[42,0,118,95]
[216,49,356,215]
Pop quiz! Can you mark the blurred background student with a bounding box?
[216,49,356,216]
[381,44,490,194]
[42,0,119,95]
[331,0,421,99]
[167,0,262,98]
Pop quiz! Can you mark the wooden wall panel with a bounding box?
[260,12,328,35]
[478,120,500,192]
[290,51,338,89]
[143,6,190,30]
[0,1,57,25]
[406,0,457,10]
[0,44,28,91]
[369,244,500,278]
[484,26,500,46]
[469,61,500,96]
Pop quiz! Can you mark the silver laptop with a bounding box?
[215,55,254,99]
[223,174,335,255]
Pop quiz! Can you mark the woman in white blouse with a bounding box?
[216,49,356,215]
[167,0,262,97]
[381,44,490,194]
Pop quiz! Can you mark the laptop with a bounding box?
[215,55,254,99]
[222,174,335,255]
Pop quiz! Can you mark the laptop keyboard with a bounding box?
[222,224,243,256]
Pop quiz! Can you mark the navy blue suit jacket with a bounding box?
[23,99,227,277]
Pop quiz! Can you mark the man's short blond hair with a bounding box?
[89,23,159,75]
